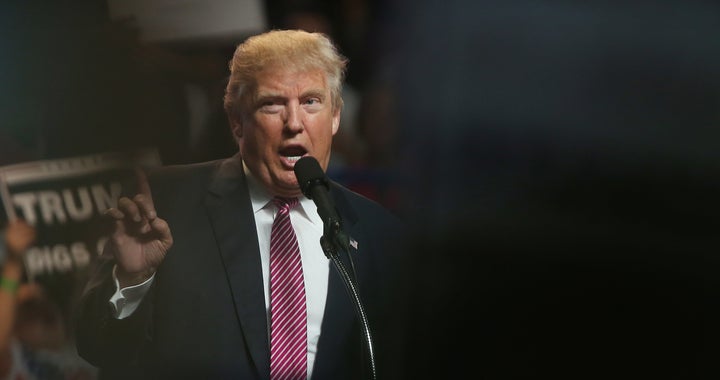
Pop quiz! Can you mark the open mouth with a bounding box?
[279,146,307,167]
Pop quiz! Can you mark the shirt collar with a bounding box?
[243,160,321,226]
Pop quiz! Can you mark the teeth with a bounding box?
[286,156,302,162]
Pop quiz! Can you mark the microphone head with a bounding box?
[294,156,328,199]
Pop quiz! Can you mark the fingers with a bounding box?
[133,193,157,221]
[133,168,157,222]
[149,217,174,247]
[104,207,125,219]
[107,195,153,234]
[104,168,155,222]
[117,196,143,222]
[106,196,169,237]
[135,167,154,208]
[104,169,166,238]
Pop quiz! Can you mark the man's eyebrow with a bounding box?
[301,89,326,99]
[254,94,284,105]
[255,92,283,100]
[254,88,326,102]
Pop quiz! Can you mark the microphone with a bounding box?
[294,156,340,227]
[294,156,348,253]
[295,159,372,377]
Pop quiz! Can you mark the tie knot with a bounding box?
[272,197,298,212]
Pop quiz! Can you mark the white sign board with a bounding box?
[107,0,266,43]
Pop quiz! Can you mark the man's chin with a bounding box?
[270,179,302,198]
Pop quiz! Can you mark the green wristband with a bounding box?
[0,277,19,294]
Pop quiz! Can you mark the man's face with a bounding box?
[234,67,340,197]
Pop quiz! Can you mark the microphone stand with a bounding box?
[320,217,377,380]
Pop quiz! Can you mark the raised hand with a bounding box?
[104,168,173,288]
[4,219,36,262]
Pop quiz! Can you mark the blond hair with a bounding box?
[223,29,348,121]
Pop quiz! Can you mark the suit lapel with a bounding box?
[204,155,270,378]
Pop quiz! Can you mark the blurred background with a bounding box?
[1,0,719,378]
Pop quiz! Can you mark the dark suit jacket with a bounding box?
[75,154,410,380]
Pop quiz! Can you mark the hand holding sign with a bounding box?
[5,219,37,261]
[104,168,173,288]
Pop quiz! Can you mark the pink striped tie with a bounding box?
[270,197,307,380]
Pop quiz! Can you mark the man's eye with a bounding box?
[304,98,320,106]
[259,103,282,113]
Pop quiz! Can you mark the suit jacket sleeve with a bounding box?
[74,234,155,372]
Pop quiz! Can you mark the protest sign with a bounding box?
[0,149,161,318]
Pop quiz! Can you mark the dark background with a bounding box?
[390,1,720,378]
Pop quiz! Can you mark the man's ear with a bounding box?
[331,109,341,136]
[229,115,243,140]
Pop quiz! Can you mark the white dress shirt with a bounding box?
[109,161,330,378]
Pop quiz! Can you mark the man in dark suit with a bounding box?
[74,30,408,380]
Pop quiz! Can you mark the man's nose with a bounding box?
[284,104,304,132]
